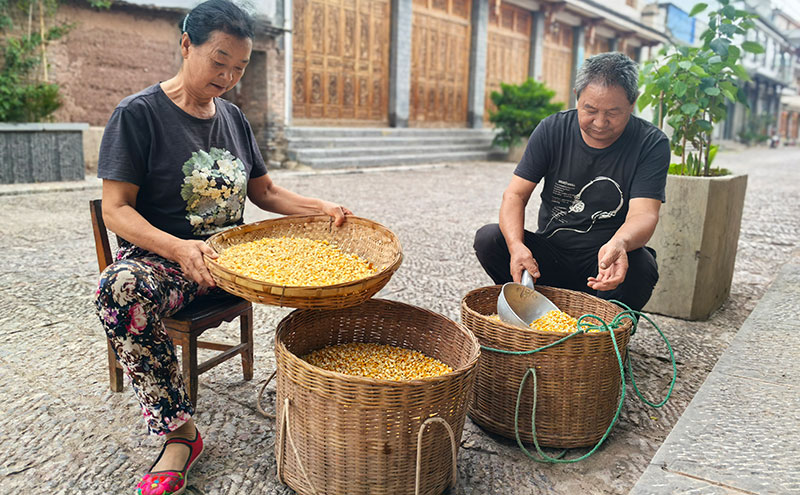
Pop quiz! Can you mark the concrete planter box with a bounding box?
[0,123,88,184]
[644,174,748,320]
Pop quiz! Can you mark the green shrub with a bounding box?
[488,78,563,149]
[0,32,62,122]
[1,0,109,122]
[737,112,773,146]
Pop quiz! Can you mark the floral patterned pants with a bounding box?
[95,244,207,435]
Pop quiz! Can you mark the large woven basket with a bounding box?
[274,299,480,495]
[204,215,402,309]
[461,286,632,448]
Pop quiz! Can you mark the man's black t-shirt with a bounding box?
[514,109,669,251]
[98,83,268,240]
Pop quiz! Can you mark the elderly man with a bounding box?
[474,52,669,311]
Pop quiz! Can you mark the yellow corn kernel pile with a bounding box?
[530,310,599,333]
[303,343,453,380]
[217,237,376,286]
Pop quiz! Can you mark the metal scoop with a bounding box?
[497,271,560,329]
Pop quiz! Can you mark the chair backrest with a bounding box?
[90,199,114,273]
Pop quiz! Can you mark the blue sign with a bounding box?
[667,4,696,44]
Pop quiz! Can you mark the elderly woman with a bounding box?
[94,1,351,493]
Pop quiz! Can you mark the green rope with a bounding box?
[480,301,677,463]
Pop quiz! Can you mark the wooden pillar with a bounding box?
[529,11,545,81]
[570,25,586,108]
[389,0,413,127]
[467,0,490,128]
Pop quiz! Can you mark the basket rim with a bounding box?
[276,298,482,386]
[461,284,632,337]
[203,214,404,291]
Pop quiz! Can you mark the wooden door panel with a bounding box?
[585,36,610,58]
[485,2,532,122]
[293,0,390,123]
[410,0,471,126]
[542,22,573,108]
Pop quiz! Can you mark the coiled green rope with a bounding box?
[480,300,677,463]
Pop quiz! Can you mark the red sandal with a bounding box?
[135,428,204,495]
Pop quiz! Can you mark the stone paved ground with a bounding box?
[0,147,798,494]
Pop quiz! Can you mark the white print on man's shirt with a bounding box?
[543,176,624,237]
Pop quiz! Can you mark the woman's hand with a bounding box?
[171,239,218,288]
[319,201,353,227]
[247,175,353,226]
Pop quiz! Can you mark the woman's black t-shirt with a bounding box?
[98,83,268,240]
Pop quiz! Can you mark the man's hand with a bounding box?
[172,239,218,288]
[319,201,353,227]
[588,239,628,291]
[509,243,541,283]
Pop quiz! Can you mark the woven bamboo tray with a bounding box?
[273,299,480,495]
[461,285,632,448]
[204,215,402,309]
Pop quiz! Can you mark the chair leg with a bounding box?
[241,306,254,381]
[180,336,199,409]
[107,340,124,392]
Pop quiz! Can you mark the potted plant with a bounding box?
[0,0,107,184]
[488,78,563,163]
[637,0,763,320]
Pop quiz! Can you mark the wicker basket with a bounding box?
[461,285,632,448]
[273,299,480,495]
[204,215,402,309]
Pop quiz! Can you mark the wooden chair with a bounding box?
[90,199,254,407]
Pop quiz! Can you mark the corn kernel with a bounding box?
[486,311,599,333]
[302,343,452,380]
[217,236,376,286]
[530,310,599,333]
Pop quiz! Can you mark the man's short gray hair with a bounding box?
[574,52,639,104]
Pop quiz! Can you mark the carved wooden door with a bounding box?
[410,0,472,126]
[485,2,532,122]
[292,0,391,123]
[585,36,610,58]
[542,21,574,108]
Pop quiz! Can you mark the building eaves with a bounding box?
[112,0,286,35]
[552,0,670,44]
[741,4,791,43]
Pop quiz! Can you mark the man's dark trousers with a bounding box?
[473,224,658,311]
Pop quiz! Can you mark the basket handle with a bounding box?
[262,371,459,495]
[276,397,319,495]
[415,417,457,495]
[256,370,277,419]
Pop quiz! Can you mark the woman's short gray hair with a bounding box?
[574,52,639,104]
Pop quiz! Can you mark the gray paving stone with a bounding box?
[632,466,734,494]
[0,147,798,494]
[639,372,800,494]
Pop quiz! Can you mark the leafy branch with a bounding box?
[1,0,110,122]
[639,0,764,176]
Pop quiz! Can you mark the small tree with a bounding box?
[489,78,563,149]
[0,0,110,122]
[638,0,764,176]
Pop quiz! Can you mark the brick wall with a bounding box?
[49,2,184,126]
[227,36,287,168]
[47,1,287,166]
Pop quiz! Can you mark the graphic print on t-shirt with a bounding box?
[543,175,624,238]
[180,147,247,236]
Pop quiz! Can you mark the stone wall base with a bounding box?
[0,123,88,184]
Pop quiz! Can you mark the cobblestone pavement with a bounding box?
[1,147,798,494]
